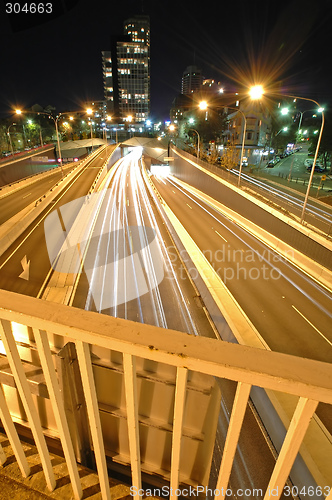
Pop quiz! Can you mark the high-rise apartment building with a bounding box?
[181,65,202,95]
[102,15,150,124]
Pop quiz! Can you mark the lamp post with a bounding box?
[276,126,288,136]
[249,88,325,223]
[86,108,94,151]
[188,128,200,159]
[233,107,247,188]
[7,123,16,156]
[295,109,323,145]
[16,109,82,177]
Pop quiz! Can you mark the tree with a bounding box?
[219,141,238,170]
[308,110,332,171]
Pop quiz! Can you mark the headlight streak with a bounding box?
[231,170,332,224]
[84,149,199,336]
[128,158,165,327]
[163,176,332,325]
[133,157,198,334]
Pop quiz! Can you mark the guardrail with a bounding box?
[173,146,332,238]
[0,289,331,500]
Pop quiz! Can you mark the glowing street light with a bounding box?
[15,108,83,176]
[246,87,325,223]
[249,85,264,100]
[275,126,288,136]
[199,101,208,110]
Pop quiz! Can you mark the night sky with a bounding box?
[0,0,332,120]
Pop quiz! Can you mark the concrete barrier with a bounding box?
[0,147,107,258]
[0,164,67,200]
[172,147,332,253]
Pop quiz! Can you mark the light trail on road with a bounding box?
[82,149,201,335]
[153,174,332,362]
[231,169,332,225]
[152,170,332,473]
[75,150,289,500]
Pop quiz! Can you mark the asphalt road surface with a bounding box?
[151,173,332,434]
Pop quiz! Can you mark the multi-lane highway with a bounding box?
[0,148,109,297]
[71,148,214,336]
[0,164,74,224]
[151,173,332,361]
[150,172,332,434]
[234,170,332,231]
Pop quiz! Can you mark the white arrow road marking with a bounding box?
[19,255,30,281]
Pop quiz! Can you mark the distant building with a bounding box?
[102,15,150,125]
[227,100,272,165]
[181,66,203,95]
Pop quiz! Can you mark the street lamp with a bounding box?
[248,88,325,223]
[276,126,288,136]
[188,128,201,159]
[86,108,94,151]
[16,109,82,177]
[296,109,324,144]
[7,123,16,156]
[199,101,208,110]
[168,124,176,156]
[249,85,264,100]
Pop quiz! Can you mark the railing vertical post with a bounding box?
[56,342,95,469]
[123,353,142,498]
[76,340,111,500]
[170,367,188,499]
[0,384,30,476]
[0,319,56,491]
[33,329,83,500]
[263,397,318,500]
[215,382,251,499]
[0,442,6,466]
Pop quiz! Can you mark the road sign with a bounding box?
[321,175,326,181]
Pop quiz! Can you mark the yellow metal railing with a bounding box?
[0,289,331,500]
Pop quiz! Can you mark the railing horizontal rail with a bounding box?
[0,290,331,404]
[0,289,331,500]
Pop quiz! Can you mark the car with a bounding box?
[304,158,323,168]
[267,159,275,168]
[274,156,280,163]
[306,165,324,173]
